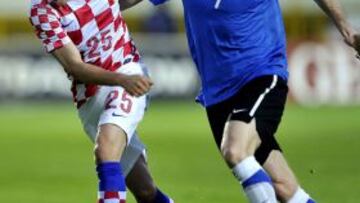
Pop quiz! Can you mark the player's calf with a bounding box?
[273,177,298,201]
[263,151,316,203]
[126,155,174,203]
[131,181,158,203]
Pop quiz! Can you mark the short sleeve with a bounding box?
[29,5,71,53]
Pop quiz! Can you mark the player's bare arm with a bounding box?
[314,0,360,56]
[119,0,143,11]
[52,42,153,97]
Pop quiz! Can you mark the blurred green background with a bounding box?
[1,101,359,203]
[1,0,360,202]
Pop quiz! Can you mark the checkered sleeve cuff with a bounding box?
[29,5,71,53]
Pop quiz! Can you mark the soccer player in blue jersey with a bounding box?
[133,0,359,202]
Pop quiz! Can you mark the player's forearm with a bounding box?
[313,0,352,38]
[53,43,127,86]
[68,61,126,86]
[119,0,143,11]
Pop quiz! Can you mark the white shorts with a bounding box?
[78,62,148,176]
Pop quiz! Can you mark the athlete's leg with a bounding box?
[126,154,156,202]
[95,124,128,202]
[221,119,277,203]
[221,120,260,167]
[263,150,298,201]
[263,150,315,203]
[94,62,149,203]
[207,75,289,203]
[249,76,316,203]
[126,154,174,203]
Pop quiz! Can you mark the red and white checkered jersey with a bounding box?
[29,0,140,108]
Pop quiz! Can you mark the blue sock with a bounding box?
[241,169,273,188]
[154,189,172,203]
[307,199,316,203]
[232,156,277,202]
[96,162,126,201]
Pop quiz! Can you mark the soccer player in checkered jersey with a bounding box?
[28,0,175,203]
[147,0,360,203]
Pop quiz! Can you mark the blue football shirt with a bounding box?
[151,0,289,107]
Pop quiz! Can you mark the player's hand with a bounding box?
[119,74,153,97]
[343,30,360,60]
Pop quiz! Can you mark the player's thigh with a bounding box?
[78,62,148,143]
[98,87,146,145]
[99,62,148,143]
[222,119,260,156]
[207,75,283,157]
[206,98,233,149]
[251,75,288,164]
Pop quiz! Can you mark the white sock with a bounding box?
[232,156,277,203]
[287,187,314,203]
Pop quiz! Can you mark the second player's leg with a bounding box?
[126,154,174,203]
[207,75,291,203]
[126,154,157,202]
[263,150,298,202]
[263,150,316,203]
[221,119,277,203]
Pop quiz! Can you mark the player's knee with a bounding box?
[94,132,126,162]
[94,143,103,159]
[221,145,248,167]
[94,134,109,154]
[272,177,298,202]
[221,137,261,167]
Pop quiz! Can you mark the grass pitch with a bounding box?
[0,101,359,203]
